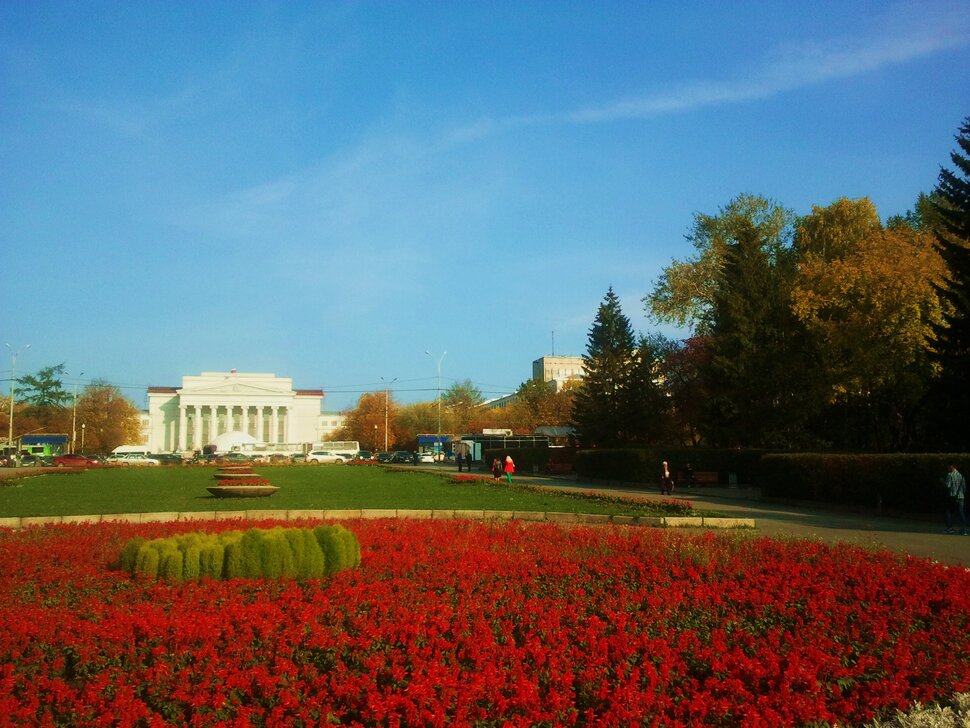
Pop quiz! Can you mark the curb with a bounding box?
[0,511,755,530]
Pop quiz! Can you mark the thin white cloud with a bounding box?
[448,0,970,138]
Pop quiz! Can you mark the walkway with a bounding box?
[515,472,970,567]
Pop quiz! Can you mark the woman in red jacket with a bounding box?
[503,455,515,484]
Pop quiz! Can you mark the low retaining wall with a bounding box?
[0,510,755,530]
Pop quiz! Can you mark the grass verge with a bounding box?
[0,464,701,519]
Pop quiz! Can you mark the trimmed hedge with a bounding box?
[120,524,361,583]
[759,453,970,514]
[574,448,765,486]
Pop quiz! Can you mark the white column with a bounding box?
[241,406,249,437]
[270,407,279,444]
[208,405,217,442]
[256,406,264,443]
[193,407,202,450]
[179,406,188,451]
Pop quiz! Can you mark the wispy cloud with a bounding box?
[447,1,970,140]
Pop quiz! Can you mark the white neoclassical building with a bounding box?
[147,371,332,453]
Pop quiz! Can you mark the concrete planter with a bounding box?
[207,485,279,498]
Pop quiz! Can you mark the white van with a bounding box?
[111,445,152,457]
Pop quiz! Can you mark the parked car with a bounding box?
[390,450,415,464]
[150,453,184,465]
[305,450,347,464]
[355,450,373,461]
[375,452,393,463]
[219,452,252,464]
[416,452,435,464]
[52,453,100,468]
[19,454,50,467]
[108,454,160,466]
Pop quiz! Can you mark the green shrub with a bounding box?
[119,536,146,573]
[298,529,326,579]
[198,540,224,580]
[119,525,359,583]
[239,529,265,579]
[134,544,160,579]
[158,545,184,584]
[221,531,245,579]
[182,544,201,581]
[314,525,345,575]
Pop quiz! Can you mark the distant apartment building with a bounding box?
[532,355,585,391]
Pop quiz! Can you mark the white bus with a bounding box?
[312,441,360,459]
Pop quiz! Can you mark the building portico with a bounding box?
[148,372,324,453]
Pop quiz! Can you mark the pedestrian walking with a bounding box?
[504,455,515,485]
[457,452,464,472]
[659,460,674,495]
[943,464,967,535]
[492,457,503,479]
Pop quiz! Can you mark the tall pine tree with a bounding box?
[700,195,815,448]
[931,116,970,450]
[572,288,637,447]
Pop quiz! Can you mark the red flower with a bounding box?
[1,520,968,725]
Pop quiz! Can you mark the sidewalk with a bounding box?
[515,472,970,567]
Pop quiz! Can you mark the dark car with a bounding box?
[390,450,415,464]
[376,452,394,463]
[151,453,185,465]
[355,450,373,461]
[52,453,99,468]
[219,452,253,464]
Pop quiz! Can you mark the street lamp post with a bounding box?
[81,423,86,452]
[6,343,30,455]
[71,372,84,454]
[381,376,397,452]
[425,351,446,461]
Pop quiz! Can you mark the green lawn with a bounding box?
[0,464,696,519]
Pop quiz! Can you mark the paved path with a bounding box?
[513,472,970,567]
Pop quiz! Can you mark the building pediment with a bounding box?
[178,381,294,397]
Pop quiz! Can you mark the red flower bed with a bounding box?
[1,520,968,726]
[451,474,493,483]
[215,478,272,487]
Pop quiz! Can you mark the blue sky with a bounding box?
[2,1,969,412]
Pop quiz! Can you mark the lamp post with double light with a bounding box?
[425,351,446,461]
[381,376,397,452]
[6,343,30,455]
[71,371,84,453]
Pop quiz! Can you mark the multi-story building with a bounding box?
[532,355,585,391]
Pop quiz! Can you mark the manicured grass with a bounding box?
[0,464,696,518]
